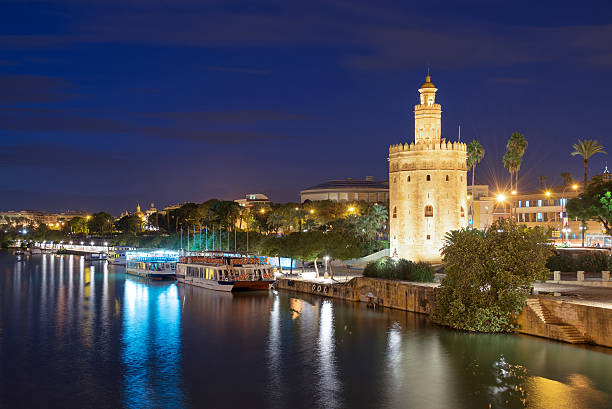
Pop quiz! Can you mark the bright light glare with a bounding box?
[496,193,506,203]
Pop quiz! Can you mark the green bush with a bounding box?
[545,251,612,272]
[545,253,577,272]
[577,252,610,272]
[363,257,434,282]
[432,219,553,333]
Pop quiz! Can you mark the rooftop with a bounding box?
[302,178,389,191]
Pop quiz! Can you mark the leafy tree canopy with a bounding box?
[432,219,553,333]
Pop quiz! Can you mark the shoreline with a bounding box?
[275,276,612,349]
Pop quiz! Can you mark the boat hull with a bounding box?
[179,277,273,292]
[126,268,175,280]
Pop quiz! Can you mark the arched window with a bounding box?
[445,175,449,181]
[426,175,431,181]
[393,176,397,183]
[407,175,411,182]
[393,207,397,218]
[424,205,433,217]
[461,206,465,217]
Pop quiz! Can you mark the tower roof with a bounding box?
[420,74,436,89]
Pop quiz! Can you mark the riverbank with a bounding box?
[276,277,612,348]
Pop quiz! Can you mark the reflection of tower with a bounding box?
[389,74,467,263]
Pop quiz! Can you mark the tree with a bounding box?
[322,232,361,281]
[504,132,527,192]
[567,177,612,246]
[266,212,285,234]
[467,139,485,226]
[503,150,519,191]
[88,212,114,235]
[571,139,606,187]
[560,172,574,186]
[538,175,547,188]
[115,214,143,234]
[432,219,553,332]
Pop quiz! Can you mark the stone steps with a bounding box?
[525,298,587,344]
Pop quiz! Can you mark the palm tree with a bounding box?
[560,172,574,186]
[467,139,485,227]
[538,175,547,188]
[503,150,519,191]
[507,132,527,191]
[571,139,606,187]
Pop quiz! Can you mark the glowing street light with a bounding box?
[545,191,551,197]
[259,208,265,214]
[511,190,517,195]
[496,193,506,203]
[309,209,315,214]
[572,184,579,190]
[348,206,355,213]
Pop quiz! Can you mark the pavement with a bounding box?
[532,282,612,310]
[279,270,612,310]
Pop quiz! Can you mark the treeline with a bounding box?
[2,200,389,258]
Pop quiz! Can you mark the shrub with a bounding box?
[545,253,577,272]
[363,257,434,282]
[577,252,609,272]
[432,219,554,333]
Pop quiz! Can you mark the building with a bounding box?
[235,193,271,208]
[300,177,388,203]
[467,185,494,230]
[0,210,88,229]
[389,74,468,263]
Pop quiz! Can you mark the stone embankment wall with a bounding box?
[517,297,612,348]
[276,277,437,314]
[277,277,612,349]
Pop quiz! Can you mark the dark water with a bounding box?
[1,252,612,409]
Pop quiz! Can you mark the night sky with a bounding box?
[1,0,611,215]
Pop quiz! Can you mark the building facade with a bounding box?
[300,177,388,203]
[389,75,468,263]
[235,193,271,208]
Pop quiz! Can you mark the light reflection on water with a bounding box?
[0,252,611,408]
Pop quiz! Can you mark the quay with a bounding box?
[276,274,612,349]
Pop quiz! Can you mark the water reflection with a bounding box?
[1,252,612,409]
[122,277,183,408]
[316,300,341,408]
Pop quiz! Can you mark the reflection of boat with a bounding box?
[85,252,107,261]
[126,250,179,280]
[176,253,274,292]
[15,250,25,261]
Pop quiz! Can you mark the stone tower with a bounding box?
[388,74,467,263]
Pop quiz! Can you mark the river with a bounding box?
[1,251,611,408]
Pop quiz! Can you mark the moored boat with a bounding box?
[176,252,275,292]
[126,250,179,280]
[108,246,136,266]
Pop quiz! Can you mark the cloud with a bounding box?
[0,110,294,143]
[206,66,269,75]
[487,77,533,85]
[155,109,305,123]
[0,74,75,104]
[0,143,128,169]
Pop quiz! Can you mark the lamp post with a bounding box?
[496,193,507,219]
[559,184,579,245]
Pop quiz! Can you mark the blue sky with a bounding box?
[0,0,611,214]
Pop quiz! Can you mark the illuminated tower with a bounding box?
[388,74,467,263]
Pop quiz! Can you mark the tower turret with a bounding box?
[414,74,442,144]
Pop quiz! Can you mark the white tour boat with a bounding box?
[125,250,179,280]
[176,253,275,292]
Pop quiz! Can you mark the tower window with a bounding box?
[426,234,431,240]
[445,175,449,181]
[426,175,431,181]
[461,206,465,217]
[393,177,397,183]
[393,207,397,218]
[407,175,411,182]
[424,205,433,217]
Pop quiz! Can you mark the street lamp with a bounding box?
[496,193,507,219]
[348,206,355,213]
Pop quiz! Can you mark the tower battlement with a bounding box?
[389,140,466,154]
